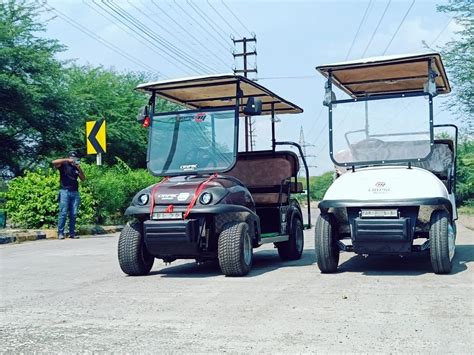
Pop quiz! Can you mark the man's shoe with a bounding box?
[69,235,79,239]
[58,234,65,240]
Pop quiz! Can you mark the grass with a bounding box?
[458,205,474,216]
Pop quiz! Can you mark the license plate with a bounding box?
[152,212,183,220]
[360,209,398,218]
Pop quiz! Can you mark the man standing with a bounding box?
[52,151,86,239]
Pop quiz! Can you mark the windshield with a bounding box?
[331,95,432,166]
[148,109,237,176]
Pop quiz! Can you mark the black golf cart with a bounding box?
[118,74,311,276]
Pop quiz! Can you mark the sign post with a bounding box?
[86,119,106,165]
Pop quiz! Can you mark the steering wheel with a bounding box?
[351,138,390,162]
[184,147,212,168]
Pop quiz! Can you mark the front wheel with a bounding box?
[429,210,455,274]
[315,213,340,273]
[276,217,304,260]
[218,222,253,276]
[118,221,154,276]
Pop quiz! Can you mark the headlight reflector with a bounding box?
[138,193,149,205]
[199,192,213,205]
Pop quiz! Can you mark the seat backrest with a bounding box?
[413,141,453,178]
[227,151,298,187]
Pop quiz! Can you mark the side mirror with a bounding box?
[323,90,337,108]
[243,97,262,116]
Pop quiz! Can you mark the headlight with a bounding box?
[199,192,213,205]
[138,193,149,205]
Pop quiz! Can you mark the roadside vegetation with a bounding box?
[0,0,472,228]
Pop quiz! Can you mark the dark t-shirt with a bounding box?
[59,163,79,191]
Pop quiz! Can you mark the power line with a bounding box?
[83,0,180,77]
[306,107,325,138]
[345,0,373,60]
[361,0,391,57]
[91,0,194,75]
[44,3,166,76]
[149,0,229,71]
[258,75,316,80]
[128,0,218,72]
[382,0,416,55]
[186,0,232,47]
[429,17,454,46]
[102,0,211,75]
[109,0,214,74]
[173,0,232,54]
[207,0,241,38]
[221,0,252,35]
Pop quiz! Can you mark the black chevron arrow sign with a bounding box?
[86,119,106,154]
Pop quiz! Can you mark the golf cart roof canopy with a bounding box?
[136,74,303,116]
[316,53,451,98]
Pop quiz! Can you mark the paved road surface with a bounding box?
[1,214,473,353]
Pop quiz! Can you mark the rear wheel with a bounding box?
[218,222,253,276]
[315,213,339,273]
[429,210,455,274]
[277,217,304,260]
[118,221,154,276]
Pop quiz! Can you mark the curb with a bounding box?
[0,225,123,245]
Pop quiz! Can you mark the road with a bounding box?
[1,214,473,353]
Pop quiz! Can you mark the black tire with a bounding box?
[277,217,304,260]
[218,222,253,276]
[429,210,455,274]
[118,221,154,276]
[314,213,339,273]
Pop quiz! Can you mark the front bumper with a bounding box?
[143,219,201,258]
[352,217,412,254]
[125,204,256,216]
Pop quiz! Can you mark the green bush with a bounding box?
[5,169,96,228]
[295,171,334,204]
[81,159,160,224]
[456,140,474,206]
[4,159,160,228]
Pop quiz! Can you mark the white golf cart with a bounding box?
[314,53,458,274]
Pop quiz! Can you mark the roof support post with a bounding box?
[327,71,334,159]
[271,103,276,151]
[235,80,243,154]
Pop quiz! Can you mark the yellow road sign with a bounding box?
[86,120,106,154]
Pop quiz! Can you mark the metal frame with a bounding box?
[274,141,312,227]
[325,59,438,168]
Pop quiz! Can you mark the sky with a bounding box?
[41,0,462,175]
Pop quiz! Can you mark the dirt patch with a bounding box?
[458,214,474,231]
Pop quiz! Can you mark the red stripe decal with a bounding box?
[183,174,217,219]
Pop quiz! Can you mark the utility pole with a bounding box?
[299,125,317,176]
[233,35,257,151]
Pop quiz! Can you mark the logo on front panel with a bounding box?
[368,181,390,194]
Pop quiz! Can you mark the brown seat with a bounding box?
[226,151,299,205]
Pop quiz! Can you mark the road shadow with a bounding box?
[148,248,316,278]
[337,244,473,276]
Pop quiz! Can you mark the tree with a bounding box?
[63,65,177,168]
[0,0,72,177]
[437,0,474,127]
[456,139,474,206]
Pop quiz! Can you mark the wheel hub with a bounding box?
[448,223,455,261]
[243,231,252,265]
